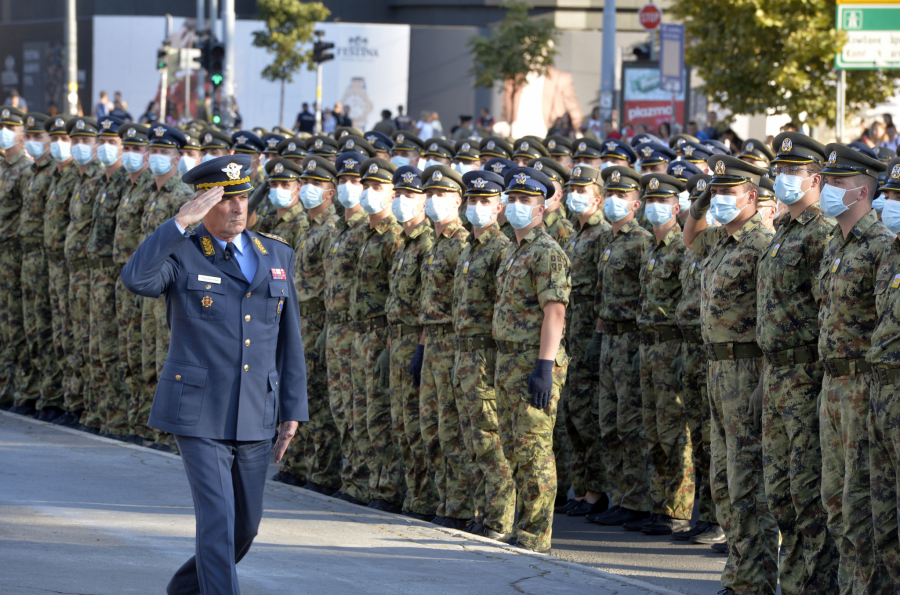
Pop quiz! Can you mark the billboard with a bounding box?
[621,64,688,130]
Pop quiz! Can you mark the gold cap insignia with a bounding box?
[746,142,754,152]
[707,144,715,152]
[288,142,297,152]
[368,163,379,174]
[1,109,9,119]
[605,141,617,151]
[76,119,86,130]
[222,162,243,180]
[574,167,582,178]
[340,130,349,138]
[396,134,405,144]
[127,127,136,138]
[55,118,64,128]
[642,146,653,158]
[274,163,284,174]
[683,145,694,157]
[610,170,621,183]
[782,138,792,152]
[346,139,355,149]
[491,162,504,173]
[102,120,112,129]
[204,133,212,144]
[892,165,900,180]
[473,177,487,188]
[26,116,33,127]
[515,173,528,185]
[578,142,587,152]
[267,138,278,148]
[535,161,543,171]
[366,135,376,142]
[828,151,837,166]
[521,141,530,151]
[696,179,707,191]
[432,171,442,182]
[344,158,358,169]
[314,139,324,149]
[307,160,317,171]
[673,165,685,176]
[486,141,496,150]
[649,178,660,190]
[236,135,248,145]
[461,142,470,152]
[429,143,438,152]
[402,172,415,184]
[714,161,726,175]
[548,139,556,149]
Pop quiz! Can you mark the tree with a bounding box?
[468,1,559,123]
[252,0,330,127]
[670,0,900,127]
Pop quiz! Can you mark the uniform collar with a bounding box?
[543,209,561,228]
[655,224,681,248]
[209,230,246,254]
[405,217,431,240]
[5,147,29,168]
[278,201,306,223]
[310,203,336,226]
[731,212,764,244]
[372,212,398,235]
[475,222,502,244]
[791,202,823,227]
[584,208,606,228]
[31,155,53,172]
[617,218,642,236]
[346,209,367,228]
[80,160,103,179]
[839,208,878,242]
[161,172,183,192]
[519,226,542,245]
[439,218,465,238]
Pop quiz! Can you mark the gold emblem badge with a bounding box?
[486,141,496,150]
[428,255,434,265]
[332,241,339,254]
[402,171,415,184]
[610,170,621,183]
[76,119,86,130]
[548,139,556,150]
[648,258,655,271]
[288,142,297,152]
[602,249,611,262]
[683,145,694,157]
[514,172,527,185]
[366,134,376,143]
[201,295,213,308]
[746,141,754,152]
[782,138,792,152]
[673,165,685,176]
[26,116,33,127]
[102,120,112,130]
[714,161,726,175]
[344,158,358,169]
[578,142,587,152]
[1,108,9,119]
[236,135,248,145]
[314,139,324,149]
[429,143,438,152]
[252,236,268,254]
[127,127,136,138]
[340,130,349,138]
[267,138,278,148]
[473,177,487,188]
[55,117,65,129]
[461,142,470,152]
[573,167,582,178]
[463,261,469,274]
[368,163,379,174]
[396,134,405,144]
[892,164,900,180]
[649,178,660,190]
[535,161,543,171]
[221,162,243,180]
[676,138,686,146]
[491,163,504,173]
[831,257,841,273]
[307,160,317,171]
[828,151,837,166]
[696,180,707,191]
[346,139,355,149]
[433,171,443,182]
[521,141,530,152]
[642,146,653,158]
[204,133,213,144]
[605,141,617,151]
[690,262,696,275]
[274,163,284,174]
[201,236,215,256]
[771,243,780,258]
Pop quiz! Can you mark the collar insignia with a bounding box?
[222,162,243,180]
[252,236,268,254]
[201,236,215,256]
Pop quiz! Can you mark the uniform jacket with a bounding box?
[121,218,308,440]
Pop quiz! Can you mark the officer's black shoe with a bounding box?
[15,405,36,417]
[38,406,65,423]
[566,500,591,516]
[381,501,403,514]
[642,514,691,536]
[441,517,470,531]
[270,471,289,482]
[624,512,657,532]
[283,472,305,486]
[98,432,117,440]
[431,516,446,526]
[51,411,72,425]
[303,481,336,496]
[0,403,11,411]
[466,521,485,534]
[554,498,578,513]
[63,411,84,427]
[599,507,650,527]
[131,436,146,446]
[570,493,609,517]
[587,504,619,524]
[367,499,388,511]
[336,492,366,507]
[691,523,726,545]
[711,542,729,554]
[672,520,712,541]
[79,424,100,435]
[553,492,568,510]
[513,541,551,554]
[716,588,735,594]
[481,527,515,543]
[402,510,434,522]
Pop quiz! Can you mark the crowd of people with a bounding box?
[7,99,900,594]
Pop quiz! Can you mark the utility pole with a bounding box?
[210,0,219,39]
[599,0,616,123]
[65,0,78,115]
[312,31,335,134]
[223,0,235,127]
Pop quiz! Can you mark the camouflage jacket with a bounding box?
[43,161,80,253]
[0,149,33,239]
[562,209,610,317]
[699,213,773,345]
[350,213,404,322]
[257,201,309,250]
[868,238,900,365]
[324,210,369,314]
[543,209,574,247]
[756,202,834,353]
[596,218,653,322]
[818,210,895,361]
[675,239,712,330]
[64,161,105,262]
[140,174,193,241]
[452,222,509,338]
[385,218,434,327]
[112,169,155,266]
[634,202,655,233]
[638,224,687,329]
[16,155,54,241]
[420,219,470,327]
[86,166,130,260]
[293,204,338,303]
[500,220,515,240]
[492,226,570,345]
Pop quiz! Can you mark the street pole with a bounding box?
[197,0,205,103]
[600,0,616,123]
[223,0,235,127]
[183,50,191,122]
[65,0,78,115]
[159,66,169,124]
[315,62,323,134]
[210,0,219,39]
[836,69,846,143]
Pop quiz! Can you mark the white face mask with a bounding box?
[392,195,422,223]
[71,143,95,165]
[883,200,900,234]
[566,191,593,214]
[270,186,296,209]
[337,183,362,208]
[50,140,71,162]
[425,195,456,223]
[466,203,496,228]
[149,154,174,176]
[96,143,120,167]
[0,128,18,150]
[122,151,145,173]
[360,188,389,214]
[201,153,216,164]
[25,141,46,159]
[299,184,324,209]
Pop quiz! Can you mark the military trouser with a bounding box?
[708,357,778,595]
[89,265,126,436]
[554,386,574,500]
[300,311,341,490]
[641,337,694,520]
[595,329,650,512]
[390,330,438,516]
[1,243,37,406]
[495,346,567,552]
[22,247,63,410]
[820,370,892,595]
[140,297,160,440]
[117,278,149,439]
[421,329,472,520]
[682,340,714,525]
[68,265,93,424]
[454,343,514,534]
[869,373,900,588]
[762,360,838,595]
[48,256,76,412]
[326,317,368,502]
[565,302,606,496]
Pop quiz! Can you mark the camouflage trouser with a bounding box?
[48,257,77,412]
[421,330,472,520]
[820,371,893,595]
[300,311,341,490]
[708,357,778,595]
[117,277,150,439]
[495,346,568,552]
[762,360,838,595]
[1,244,38,406]
[454,344,515,534]
[22,248,64,409]
[68,266,93,424]
[564,303,606,496]
[682,340,714,525]
[870,376,900,588]
[554,389,574,499]
[595,330,651,512]
[391,330,438,516]
[326,317,369,502]
[641,337,694,520]
[90,265,127,436]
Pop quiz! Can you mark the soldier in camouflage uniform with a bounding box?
[414,164,471,527]
[589,166,654,528]
[816,145,893,595]
[685,155,778,595]
[632,143,677,232]
[383,165,439,520]
[757,134,839,594]
[493,166,569,553]
[350,158,405,512]
[483,158,516,241]
[451,169,513,538]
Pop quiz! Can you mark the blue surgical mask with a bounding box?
[425,195,455,222]
[122,151,144,173]
[270,187,296,208]
[50,140,71,162]
[773,174,810,206]
[177,156,196,176]
[872,193,886,213]
[603,196,634,222]
[149,154,173,176]
[599,161,612,170]
[820,184,861,218]
[97,143,120,167]
[0,128,17,150]
[390,155,410,168]
[392,195,421,222]
[883,200,900,233]
[25,141,46,159]
[337,183,362,208]
[72,143,94,165]
[299,184,324,209]
[678,190,691,211]
[709,190,751,225]
[466,203,495,228]
[424,159,442,169]
[201,153,216,164]
[454,162,475,175]
[634,160,642,175]
[506,202,538,229]
[566,191,592,214]
[500,192,509,207]
[360,188,388,214]
[705,210,716,226]
[645,202,674,226]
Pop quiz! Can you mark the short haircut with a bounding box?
[381,109,391,119]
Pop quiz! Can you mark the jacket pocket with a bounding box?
[268,282,288,323]
[185,275,227,321]
[265,369,279,428]
[159,361,208,425]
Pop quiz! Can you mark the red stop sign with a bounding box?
[638,3,662,31]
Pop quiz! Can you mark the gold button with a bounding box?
[246,292,251,297]
[244,339,250,346]
[281,289,285,294]
[244,315,251,321]
[205,284,211,289]
[175,374,182,380]
[243,364,249,371]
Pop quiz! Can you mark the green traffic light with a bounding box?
[213,115,221,124]
[157,61,166,69]
[211,74,223,85]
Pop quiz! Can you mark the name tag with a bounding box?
[198,275,221,284]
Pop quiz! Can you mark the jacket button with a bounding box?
[205,284,211,289]
[244,315,251,321]
[175,375,182,380]
[243,364,249,371]
[281,289,285,294]
[245,339,250,346]
[246,292,251,297]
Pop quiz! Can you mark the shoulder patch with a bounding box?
[256,231,290,246]
[200,236,215,256]
[251,236,269,254]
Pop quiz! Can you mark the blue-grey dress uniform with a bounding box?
[121,154,307,595]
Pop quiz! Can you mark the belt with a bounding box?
[873,366,900,386]
[823,358,872,378]
[571,294,594,306]
[680,327,702,344]
[299,300,326,317]
[706,342,764,361]
[496,340,540,354]
[602,320,639,335]
[357,315,388,333]
[764,344,820,367]
[392,324,421,338]
[44,248,65,261]
[641,326,682,344]
[424,323,453,337]
[326,310,351,325]
[88,257,116,270]
[67,258,89,273]
[457,336,496,352]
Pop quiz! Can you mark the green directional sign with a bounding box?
[836,4,900,69]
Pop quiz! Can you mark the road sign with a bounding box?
[835,3,900,69]
[659,24,684,93]
[638,3,662,31]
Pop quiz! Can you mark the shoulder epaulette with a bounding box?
[257,231,290,246]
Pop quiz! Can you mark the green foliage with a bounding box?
[670,0,899,126]
[468,1,559,96]
[251,0,331,84]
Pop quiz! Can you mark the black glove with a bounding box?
[689,184,712,220]
[375,348,390,388]
[671,356,683,392]
[247,179,270,213]
[584,332,603,369]
[313,328,327,364]
[409,344,425,386]
[750,384,764,431]
[528,359,554,410]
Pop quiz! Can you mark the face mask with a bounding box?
[0,128,17,150]
[177,156,197,176]
[392,195,421,223]
[634,160,642,175]
[466,203,495,228]
[259,155,269,169]
[424,159,442,170]
[97,143,120,167]
[416,158,428,170]
[872,193,886,213]
[599,161,612,170]
[50,140,71,162]
[72,143,94,165]
[506,201,538,229]
[574,162,591,168]
[360,188,388,214]
[773,174,810,206]
[678,190,691,211]
[883,200,900,233]
[705,210,717,227]
[148,154,173,176]
[603,195,634,222]
[820,184,861,218]
[390,155,410,168]
[299,184,324,209]
[122,151,144,173]
[25,141,46,159]
[270,186,296,208]
[500,192,509,207]
[425,195,456,222]
[710,190,751,225]
[337,183,362,208]
[201,153,216,164]
[454,162,475,175]
[566,191,592,214]
[645,203,674,226]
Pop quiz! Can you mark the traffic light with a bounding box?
[313,39,334,64]
[208,41,225,87]
[212,100,221,124]
[194,38,209,71]
[157,48,168,71]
